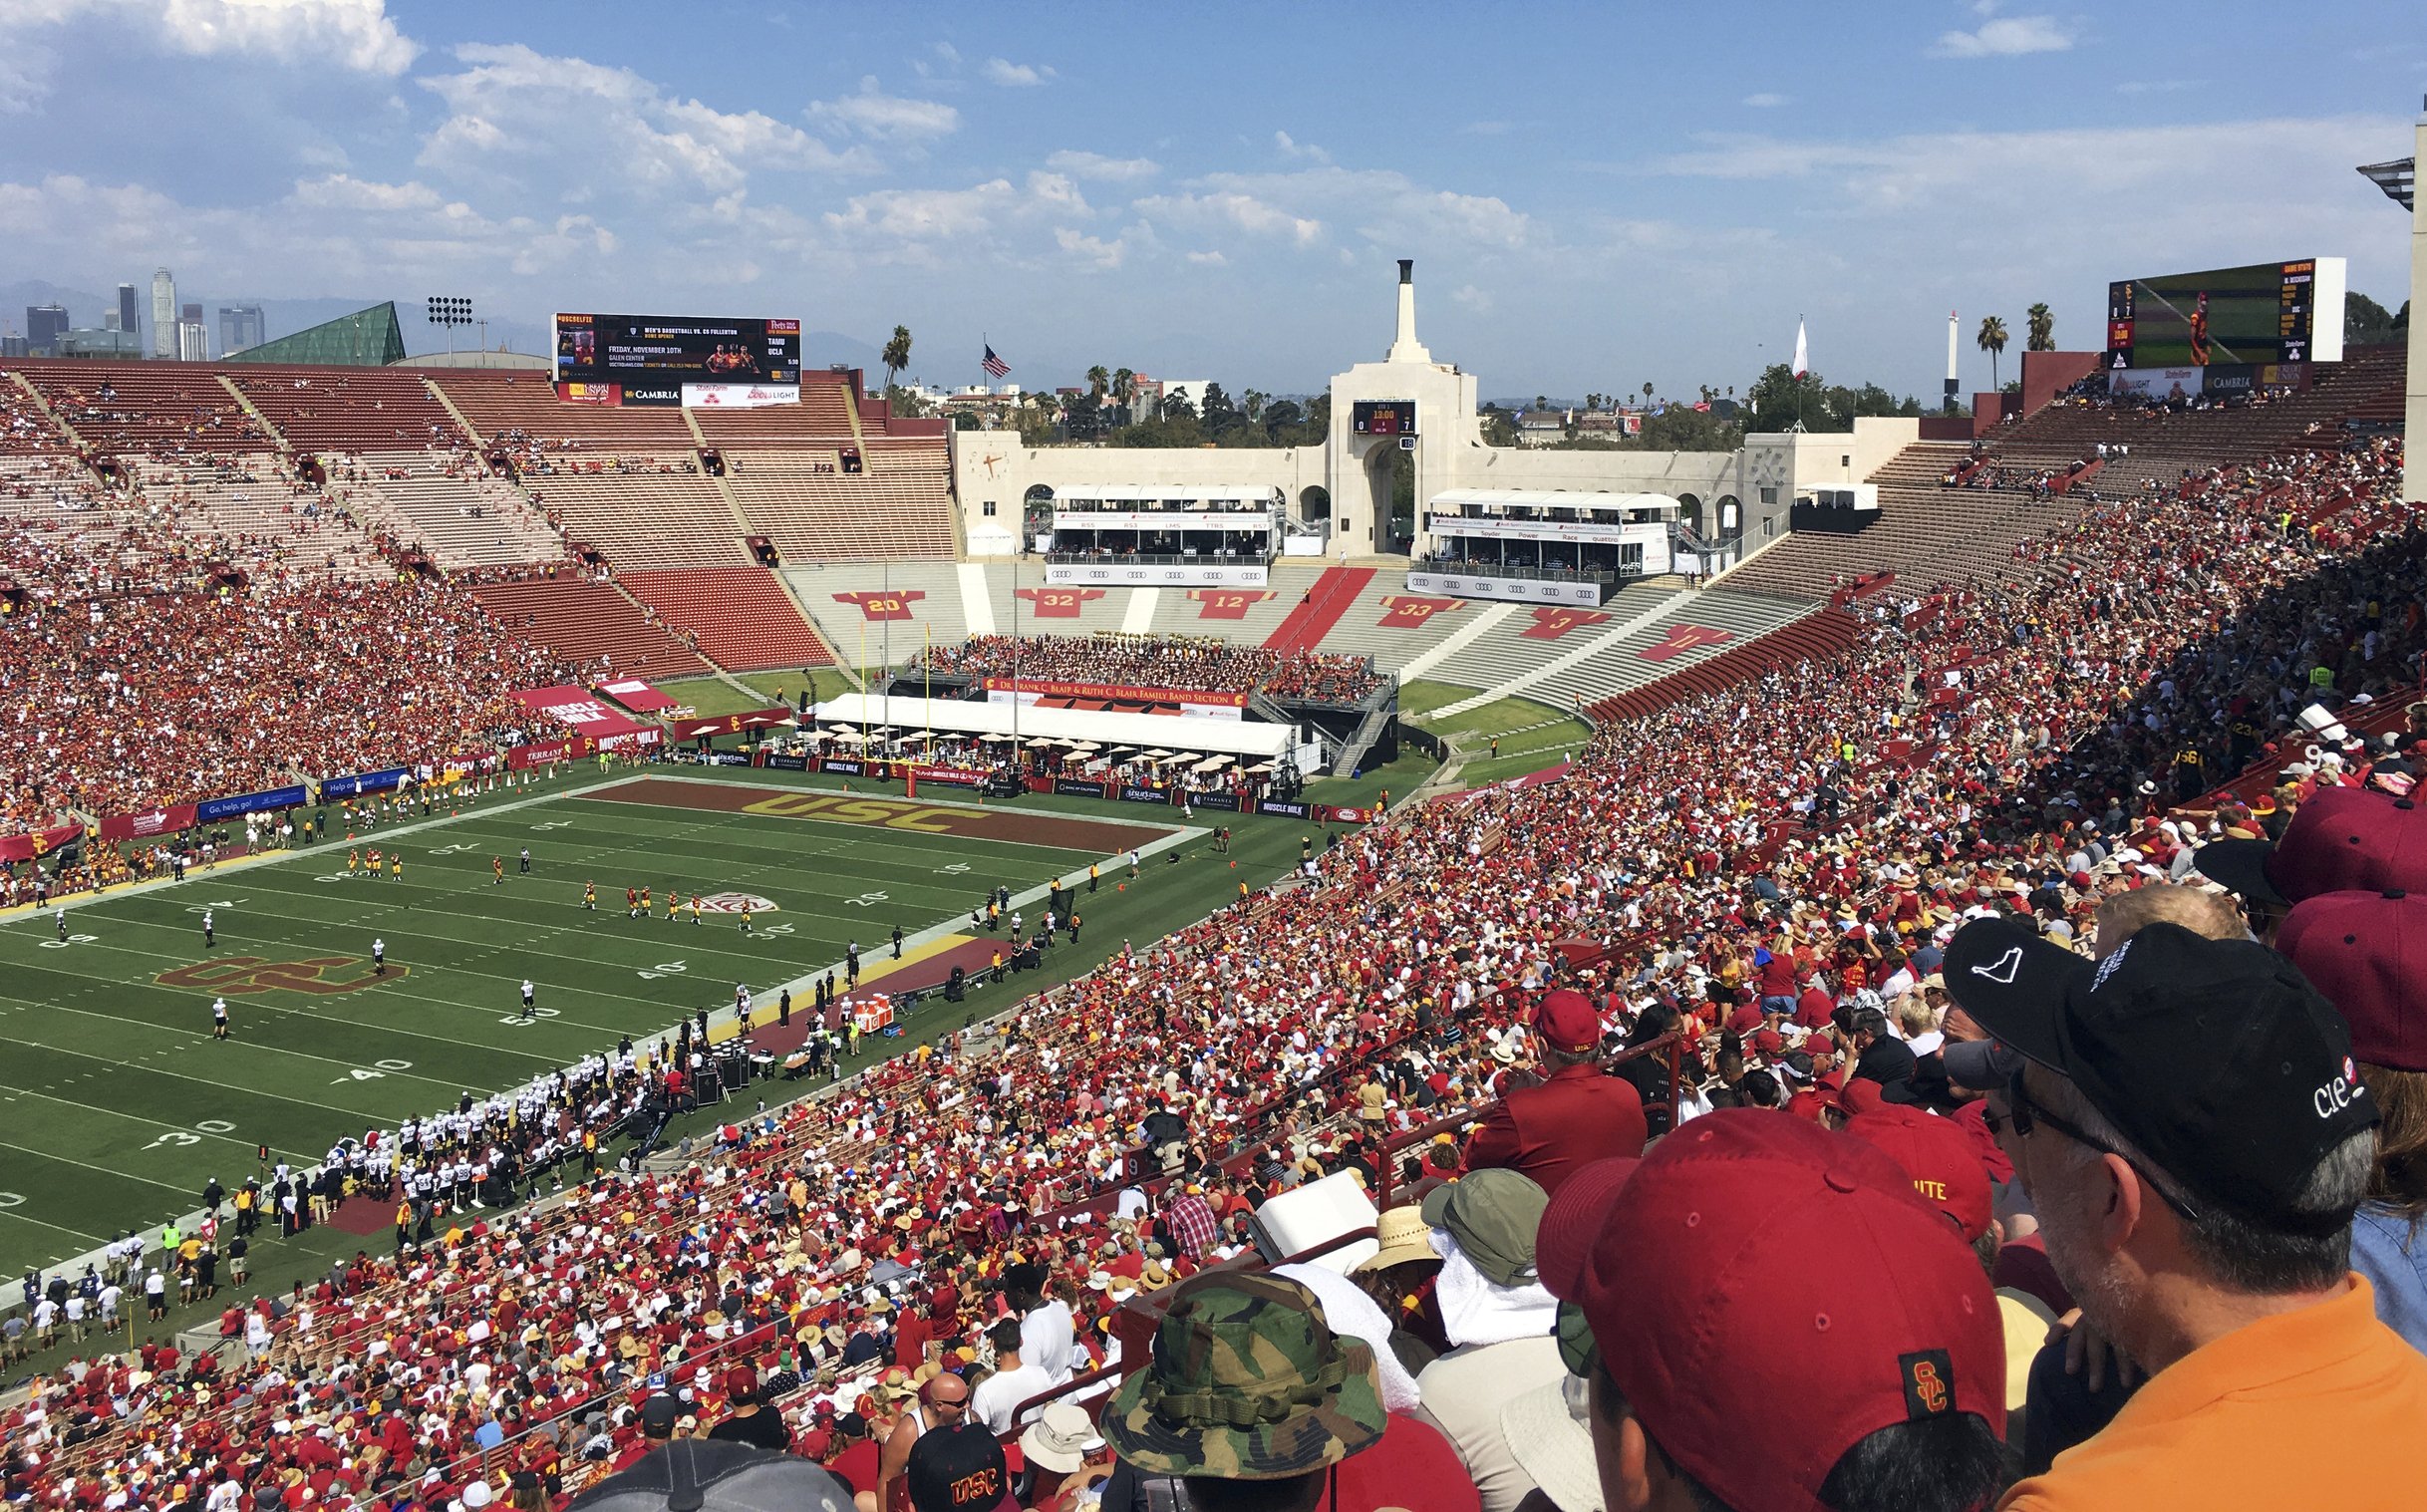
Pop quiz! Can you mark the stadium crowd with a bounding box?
[0,537,592,828]
[3,429,2425,1512]
[917,633,1381,704]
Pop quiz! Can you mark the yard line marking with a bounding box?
[0,1139,193,1195]
[0,1083,315,1161]
[0,991,476,1095]
[0,1208,110,1245]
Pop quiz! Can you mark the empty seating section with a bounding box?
[129,457,388,581]
[688,373,860,447]
[785,560,976,659]
[469,577,710,678]
[1287,566,1472,675]
[338,451,567,569]
[1531,586,1820,711]
[1416,579,1680,693]
[13,362,272,456]
[1723,481,2091,599]
[1589,604,1864,724]
[724,445,956,560]
[519,456,749,569]
[428,372,696,449]
[1146,565,1307,643]
[621,568,835,671]
[228,368,462,453]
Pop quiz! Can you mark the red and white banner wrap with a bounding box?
[507,738,592,769]
[593,678,678,713]
[512,685,650,740]
[98,804,199,842]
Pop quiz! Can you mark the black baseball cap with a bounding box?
[903,1420,1009,1512]
[1943,917,2376,1228]
[638,1394,681,1435]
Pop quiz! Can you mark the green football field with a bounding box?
[0,763,1317,1285]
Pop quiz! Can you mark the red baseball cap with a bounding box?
[1532,1156,1641,1302]
[724,1365,758,1401]
[1543,1109,2002,1511]
[1842,1106,1992,1243]
[1535,989,1602,1055]
[2196,789,2427,907]
[2277,889,2427,1072]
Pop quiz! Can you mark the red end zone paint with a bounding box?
[580,777,1174,851]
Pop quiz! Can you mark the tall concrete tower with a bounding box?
[1385,258,1430,364]
[150,268,177,359]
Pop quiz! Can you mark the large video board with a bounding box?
[553,312,799,408]
[2104,257,2344,370]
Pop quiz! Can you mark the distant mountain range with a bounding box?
[0,279,886,375]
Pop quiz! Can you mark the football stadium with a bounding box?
[4,11,2427,1512]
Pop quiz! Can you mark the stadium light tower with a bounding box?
[426,296,473,359]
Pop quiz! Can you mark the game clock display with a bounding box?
[1352,400,1418,436]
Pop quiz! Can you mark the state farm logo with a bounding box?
[694,892,778,915]
[157,956,403,996]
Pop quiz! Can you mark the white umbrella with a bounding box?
[1025,737,1058,748]
[1068,741,1101,753]
[1142,748,1172,757]
[1191,756,1228,773]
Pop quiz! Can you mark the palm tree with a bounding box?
[1641,381,1654,406]
[1110,368,1136,425]
[1585,392,1601,413]
[1976,316,2009,389]
[1534,394,1548,413]
[2026,302,2054,353]
[1242,389,1266,425]
[881,325,912,392]
[1085,365,1109,405]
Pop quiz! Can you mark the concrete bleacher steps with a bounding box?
[1589,603,1863,724]
[346,451,565,570]
[130,457,388,580]
[782,560,975,669]
[228,369,462,454]
[1415,579,1681,698]
[469,577,711,679]
[722,448,956,561]
[1288,566,1486,678]
[428,372,696,449]
[1529,586,1821,713]
[621,568,836,672]
[12,362,274,455]
[518,457,751,570]
[1263,565,1375,653]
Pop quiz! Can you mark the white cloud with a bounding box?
[1056,226,1131,269]
[807,75,960,141]
[1046,151,1159,182]
[1931,15,2073,58]
[821,170,1098,267]
[1185,249,1227,266]
[288,172,442,212]
[1450,283,1494,313]
[419,43,872,195]
[1274,131,1331,163]
[0,0,415,110]
[1742,92,1790,108]
[982,57,1054,87]
[1134,188,1324,247]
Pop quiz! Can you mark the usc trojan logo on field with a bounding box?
[1188,588,1277,621]
[1637,623,1736,663]
[1377,595,1465,630]
[832,590,926,623]
[157,956,404,997]
[1013,587,1105,619]
[1518,606,1612,641]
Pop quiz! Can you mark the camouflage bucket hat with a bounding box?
[1101,1272,1386,1479]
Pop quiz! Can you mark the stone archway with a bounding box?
[1676,492,1704,536]
[1714,493,1741,537]
[1299,484,1332,523]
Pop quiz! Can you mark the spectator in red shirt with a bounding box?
[1462,990,1644,1198]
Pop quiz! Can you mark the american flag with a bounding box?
[981,344,1010,380]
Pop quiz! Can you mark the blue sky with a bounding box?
[2,0,2419,399]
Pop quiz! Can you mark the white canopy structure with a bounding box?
[811,695,1317,766]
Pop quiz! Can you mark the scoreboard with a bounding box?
[2104,257,2345,370]
[553,312,799,407]
[1352,400,1418,437]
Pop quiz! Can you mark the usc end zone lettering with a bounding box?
[1638,623,1735,663]
[1519,606,1613,641]
[1187,588,1277,621]
[739,791,962,833]
[832,590,926,622]
[1377,595,1464,629]
[1013,587,1105,619]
